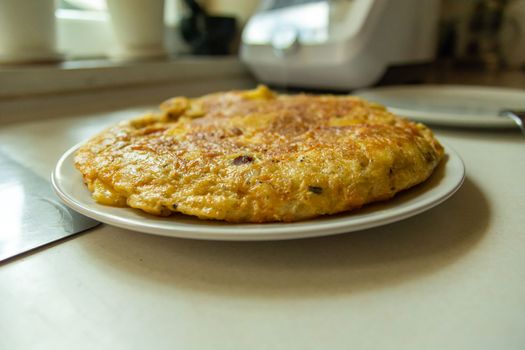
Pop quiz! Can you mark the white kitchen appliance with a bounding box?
[241,0,440,90]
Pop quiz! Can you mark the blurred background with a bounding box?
[0,0,524,98]
[1,0,524,68]
[34,0,525,69]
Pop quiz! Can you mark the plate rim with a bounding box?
[354,84,523,128]
[51,143,465,241]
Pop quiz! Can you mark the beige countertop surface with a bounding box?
[0,76,524,349]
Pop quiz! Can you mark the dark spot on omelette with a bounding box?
[308,186,323,194]
[233,155,254,165]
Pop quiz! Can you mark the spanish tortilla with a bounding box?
[74,86,444,222]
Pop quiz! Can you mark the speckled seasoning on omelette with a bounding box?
[74,85,444,223]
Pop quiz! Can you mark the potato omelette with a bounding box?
[75,85,444,222]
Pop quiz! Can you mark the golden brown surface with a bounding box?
[74,85,444,222]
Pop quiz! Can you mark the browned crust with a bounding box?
[75,86,444,222]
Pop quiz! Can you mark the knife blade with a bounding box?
[0,151,99,262]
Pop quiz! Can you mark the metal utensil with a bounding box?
[500,110,525,135]
[0,152,99,263]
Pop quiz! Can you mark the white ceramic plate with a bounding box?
[52,144,465,241]
[355,85,525,128]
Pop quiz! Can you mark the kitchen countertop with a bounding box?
[1,76,524,349]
